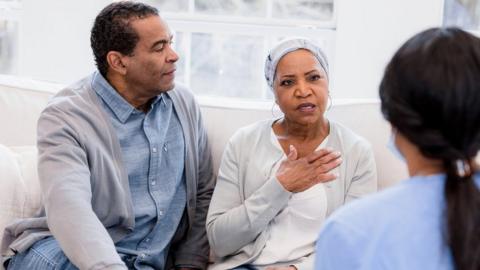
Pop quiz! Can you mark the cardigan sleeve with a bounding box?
[37,105,126,270]
[206,134,291,258]
[345,139,378,202]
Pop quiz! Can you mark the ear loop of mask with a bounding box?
[387,129,406,162]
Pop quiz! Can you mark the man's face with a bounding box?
[123,15,179,95]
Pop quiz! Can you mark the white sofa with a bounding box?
[0,75,408,263]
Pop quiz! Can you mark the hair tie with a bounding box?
[455,159,472,178]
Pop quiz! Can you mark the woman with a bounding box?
[315,28,480,270]
[207,38,377,270]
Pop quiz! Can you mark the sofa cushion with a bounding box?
[0,75,61,147]
[0,145,41,245]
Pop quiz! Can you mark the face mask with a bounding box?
[387,131,405,162]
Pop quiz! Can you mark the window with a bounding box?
[146,0,336,100]
[0,1,20,75]
[443,0,480,30]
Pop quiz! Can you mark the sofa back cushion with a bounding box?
[0,145,41,245]
[0,75,61,146]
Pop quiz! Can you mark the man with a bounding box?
[1,2,214,270]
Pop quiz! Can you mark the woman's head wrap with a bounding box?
[264,37,329,90]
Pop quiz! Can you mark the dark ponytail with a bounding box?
[380,27,480,270]
[444,159,480,270]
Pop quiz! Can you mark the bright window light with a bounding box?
[0,1,20,75]
[443,0,480,29]
[143,0,336,101]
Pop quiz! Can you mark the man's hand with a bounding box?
[276,145,342,193]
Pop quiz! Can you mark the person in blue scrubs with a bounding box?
[315,27,480,270]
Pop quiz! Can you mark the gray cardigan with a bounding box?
[1,74,215,270]
[207,119,377,270]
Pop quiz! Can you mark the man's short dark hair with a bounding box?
[90,1,158,77]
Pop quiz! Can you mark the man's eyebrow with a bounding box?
[150,35,174,50]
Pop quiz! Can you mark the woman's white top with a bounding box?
[252,131,329,266]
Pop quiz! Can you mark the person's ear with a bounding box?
[106,51,128,75]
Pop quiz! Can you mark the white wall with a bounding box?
[17,0,444,95]
[332,0,444,99]
[18,0,111,84]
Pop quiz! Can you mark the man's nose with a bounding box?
[166,45,179,63]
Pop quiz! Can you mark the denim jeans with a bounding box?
[7,236,78,270]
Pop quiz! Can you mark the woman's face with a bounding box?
[273,49,329,125]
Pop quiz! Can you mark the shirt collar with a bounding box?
[92,71,163,123]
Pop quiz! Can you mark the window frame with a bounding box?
[162,0,337,101]
[0,0,21,75]
[442,0,480,31]
[0,1,21,20]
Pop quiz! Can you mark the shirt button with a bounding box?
[145,238,150,243]
[151,181,156,186]
[152,147,157,153]
[159,210,164,216]
[140,253,146,259]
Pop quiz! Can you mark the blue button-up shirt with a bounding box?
[92,72,186,269]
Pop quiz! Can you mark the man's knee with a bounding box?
[7,237,78,270]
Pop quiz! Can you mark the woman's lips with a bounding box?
[296,102,316,113]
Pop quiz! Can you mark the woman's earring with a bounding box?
[327,94,333,111]
[271,102,282,119]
